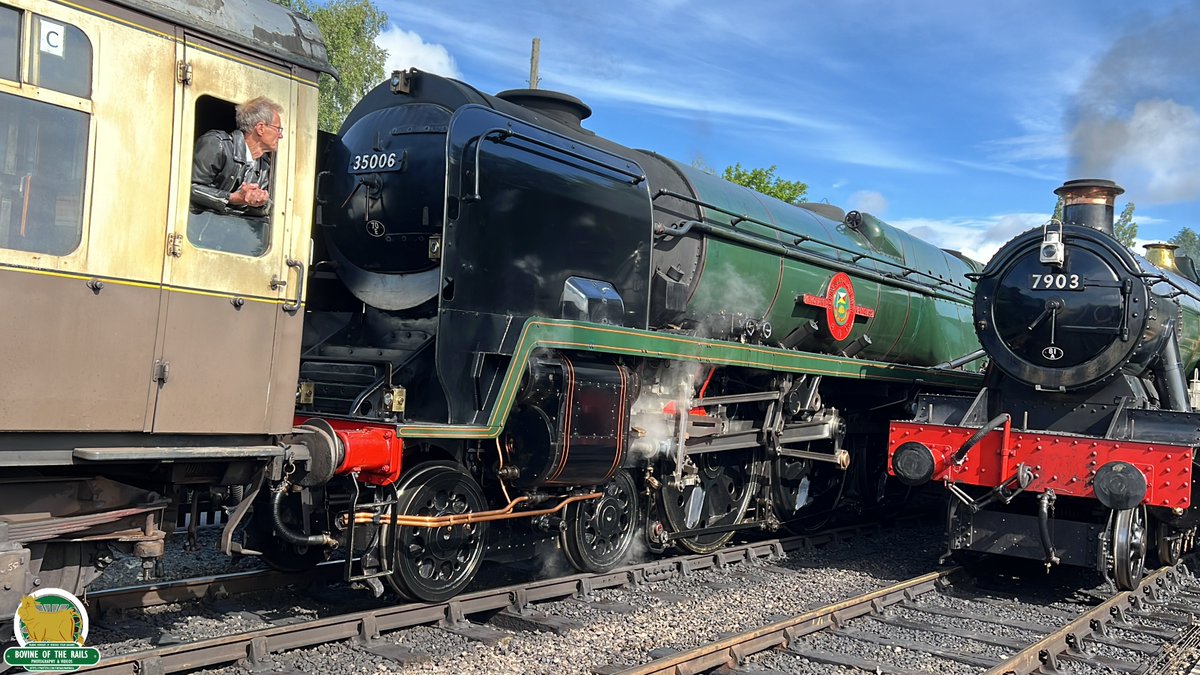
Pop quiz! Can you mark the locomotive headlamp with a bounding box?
[1039,227,1065,267]
[389,69,412,94]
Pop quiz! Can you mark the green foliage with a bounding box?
[1113,202,1137,248]
[1052,196,1063,223]
[721,163,808,205]
[274,0,388,132]
[1171,227,1200,261]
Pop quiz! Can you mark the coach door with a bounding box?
[151,35,299,434]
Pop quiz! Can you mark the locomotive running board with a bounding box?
[73,446,285,461]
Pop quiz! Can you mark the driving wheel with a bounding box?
[660,449,760,553]
[562,470,639,573]
[388,462,488,602]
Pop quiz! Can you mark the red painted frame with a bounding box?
[888,421,1193,508]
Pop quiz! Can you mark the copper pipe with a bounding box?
[350,492,600,527]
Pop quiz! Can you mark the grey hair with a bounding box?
[235,96,283,132]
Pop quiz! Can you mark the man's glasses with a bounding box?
[262,122,283,135]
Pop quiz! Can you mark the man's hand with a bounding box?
[229,183,270,209]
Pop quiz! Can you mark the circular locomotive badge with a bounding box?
[5,588,101,672]
[800,272,875,342]
[366,220,386,238]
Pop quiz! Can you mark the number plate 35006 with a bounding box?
[349,152,401,173]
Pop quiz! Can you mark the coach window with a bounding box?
[0,12,89,256]
[0,5,17,82]
[186,95,272,257]
[26,14,90,97]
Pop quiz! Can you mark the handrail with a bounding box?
[466,127,646,202]
[653,188,974,297]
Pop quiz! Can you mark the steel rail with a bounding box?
[610,567,962,675]
[85,561,343,616]
[77,519,906,674]
[612,559,1196,675]
[985,563,1193,675]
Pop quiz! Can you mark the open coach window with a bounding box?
[187,95,272,257]
[0,5,89,256]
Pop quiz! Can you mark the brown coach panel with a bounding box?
[0,268,159,431]
[149,291,275,432]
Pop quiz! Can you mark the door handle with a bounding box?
[281,258,304,313]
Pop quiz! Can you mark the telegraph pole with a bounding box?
[529,38,541,89]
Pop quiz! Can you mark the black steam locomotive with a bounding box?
[889,179,1200,588]
[278,69,985,601]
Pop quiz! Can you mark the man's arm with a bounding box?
[241,159,272,217]
[191,132,232,213]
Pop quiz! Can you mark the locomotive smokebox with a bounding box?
[1054,178,1124,236]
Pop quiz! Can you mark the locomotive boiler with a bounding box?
[889,179,1200,588]
[281,69,986,601]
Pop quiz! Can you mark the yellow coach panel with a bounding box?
[0,0,171,430]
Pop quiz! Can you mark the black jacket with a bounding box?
[190,129,272,217]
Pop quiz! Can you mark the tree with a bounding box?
[1171,227,1200,261]
[1052,196,1063,224]
[274,0,388,132]
[722,163,808,205]
[1113,202,1137,248]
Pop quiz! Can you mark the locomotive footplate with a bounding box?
[888,421,1193,510]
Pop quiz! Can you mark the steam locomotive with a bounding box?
[0,0,987,625]
[284,70,984,601]
[889,179,1200,589]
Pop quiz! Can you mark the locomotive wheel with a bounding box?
[561,470,639,573]
[773,457,846,534]
[1112,505,1147,590]
[387,462,487,603]
[660,449,760,554]
[1157,524,1189,566]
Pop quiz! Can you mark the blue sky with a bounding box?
[374,0,1200,262]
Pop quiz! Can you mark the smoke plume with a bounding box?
[1066,3,1200,204]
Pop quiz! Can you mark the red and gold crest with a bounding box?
[802,272,875,341]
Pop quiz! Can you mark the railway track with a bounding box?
[606,561,1200,675]
[77,519,903,674]
[86,562,342,616]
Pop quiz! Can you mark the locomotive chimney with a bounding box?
[1053,178,1124,236]
[496,89,592,128]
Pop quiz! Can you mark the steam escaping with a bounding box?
[628,360,706,461]
[1067,5,1200,203]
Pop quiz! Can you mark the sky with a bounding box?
[372,0,1200,263]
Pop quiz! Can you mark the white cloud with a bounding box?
[1111,99,1200,204]
[892,212,1050,263]
[849,190,888,216]
[377,25,462,79]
